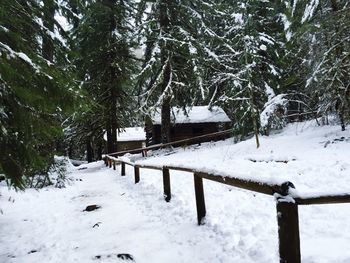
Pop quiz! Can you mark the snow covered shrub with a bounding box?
[49,156,73,189]
[26,156,72,189]
[260,94,288,135]
[26,173,52,189]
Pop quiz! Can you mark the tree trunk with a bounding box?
[110,88,118,152]
[248,82,260,148]
[42,0,55,62]
[86,139,93,163]
[161,96,171,143]
[160,0,172,144]
[106,89,118,153]
[145,116,153,146]
[42,0,58,158]
[106,121,114,153]
[105,0,118,153]
[68,141,73,158]
[339,106,346,131]
[110,0,118,152]
[97,143,102,160]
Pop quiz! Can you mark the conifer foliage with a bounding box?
[71,0,137,155]
[137,0,206,143]
[0,0,75,188]
[199,0,288,146]
[300,1,350,130]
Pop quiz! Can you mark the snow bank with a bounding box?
[137,121,350,196]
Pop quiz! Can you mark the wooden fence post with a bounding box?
[194,173,206,225]
[276,182,301,263]
[113,161,116,170]
[121,162,126,176]
[134,166,140,184]
[109,159,112,168]
[162,168,171,202]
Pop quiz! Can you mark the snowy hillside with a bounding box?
[137,121,350,197]
[1,121,350,263]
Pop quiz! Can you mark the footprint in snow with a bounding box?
[83,205,101,212]
[94,254,134,261]
[117,254,134,261]
[93,222,102,228]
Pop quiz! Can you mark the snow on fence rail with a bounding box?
[103,155,350,263]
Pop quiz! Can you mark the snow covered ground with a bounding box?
[137,121,350,197]
[1,121,350,263]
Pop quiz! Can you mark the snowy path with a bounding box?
[1,162,277,263]
[2,122,350,263]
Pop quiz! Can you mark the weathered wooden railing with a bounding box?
[103,155,350,263]
[107,129,233,157]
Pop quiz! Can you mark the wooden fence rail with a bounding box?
[103,155,350,263]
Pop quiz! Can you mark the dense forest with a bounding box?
[0,0,349,188]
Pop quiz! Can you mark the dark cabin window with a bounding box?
[192,127,204,135]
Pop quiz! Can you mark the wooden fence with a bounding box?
[103,155,350,263]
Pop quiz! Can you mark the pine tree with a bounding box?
[136,0,206,143]
[72,0,137,155]
[0,0,76,188]
[300,1,350,130]
[201,0,288,146]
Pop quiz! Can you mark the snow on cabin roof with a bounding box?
[118,127,146,142]
[151,106,231,125]
[103,127,146,142]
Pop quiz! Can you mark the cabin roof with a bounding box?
[103,127,146,142]
[151,106,231,125]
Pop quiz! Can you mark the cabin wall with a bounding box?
[117,141,145,151]
[151,122,229,144]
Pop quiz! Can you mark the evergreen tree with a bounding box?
[201,0,288,146]
[136,0,206,143]
[0,0,76,188]
[301,1,350,130]
[72,0,137,156]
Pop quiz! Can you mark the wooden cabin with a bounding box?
[147,106,231,145]
[104,127,146,152]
